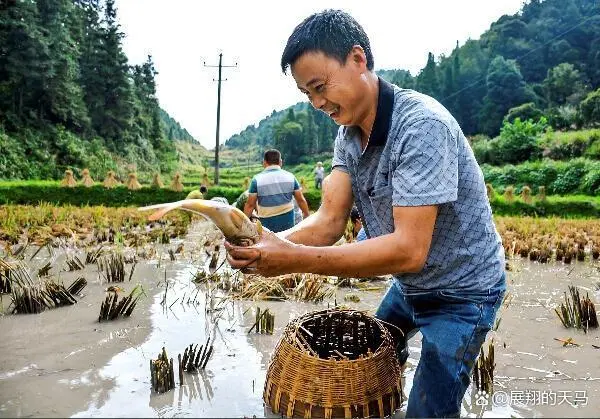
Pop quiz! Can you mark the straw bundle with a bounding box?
[171,172,184,192]
[485,183,495,200]
[178,337,213,378]
[98,285,143,321]
[537,185,546,201]
[103,170,120,188]
[202,173,210,187]
[81,168,95,187]
[61,169,77,187]
[521,185,532,204]
[127,172,142,190]
[151,172,164,188]
[150,347,175,393]
[555,286,598,332]
[503,185,514,202]
[473,340,495,395]
[264,308,403,418]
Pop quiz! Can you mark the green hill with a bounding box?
[0,0,202,180]
[222,0,600,159]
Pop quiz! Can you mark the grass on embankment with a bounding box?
[0,180,598,218]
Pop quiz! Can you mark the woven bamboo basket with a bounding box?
[264,308,404,418]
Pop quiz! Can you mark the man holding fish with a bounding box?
[142,9,506,419]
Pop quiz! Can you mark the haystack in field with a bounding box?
[127,172,142,190]
[503,185,515,202]
[151,172,164,188]
[537,186,546,201]
[61,169,77,187]
[103,170,120,188]
[170,172,184,192]
[485,183,495,200]
[521,185,532,204]
[81,168,95,187]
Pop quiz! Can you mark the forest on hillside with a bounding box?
[225,0,600,165]
[0,0,192,179]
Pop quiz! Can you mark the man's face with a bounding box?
[291,48,369,126]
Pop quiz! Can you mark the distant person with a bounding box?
[244,149,309,232]
[349,206,367,241]
[292,197,303,225]
[313,161,325,189]
[199,185,208,196]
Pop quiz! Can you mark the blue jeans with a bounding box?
[375,275,506,418]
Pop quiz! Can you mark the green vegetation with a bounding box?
[0,0,198,179]
[1,0,597,220]
[482,158,600,195]
[0,181,597,218]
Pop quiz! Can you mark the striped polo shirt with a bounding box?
[248,166,300,218]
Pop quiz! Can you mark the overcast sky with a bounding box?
[116,0,525,149]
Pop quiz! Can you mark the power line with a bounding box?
[204,53,238,185]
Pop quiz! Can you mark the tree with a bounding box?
[416,52,439,97]
[0,0,49,126]
[273,120,303,164]
[479,56,532,136]
[37,0,90,130]
[579,88,600,126]
[96,0,133,148]
[543,63,587,106]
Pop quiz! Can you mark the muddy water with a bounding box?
[0,221,599,418]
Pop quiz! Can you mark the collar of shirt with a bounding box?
[343,76,394,148]
[263,165,281,171]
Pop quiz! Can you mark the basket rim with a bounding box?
[283,308,394,363]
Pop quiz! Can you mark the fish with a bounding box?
[139,199,261,246]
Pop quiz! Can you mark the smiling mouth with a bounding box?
[325,107,340,118]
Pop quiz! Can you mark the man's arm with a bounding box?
[226,204,437,277]
[298,205,437,276]
[243,194,257,218]
[293,189,310,219]
[279,169,353,246]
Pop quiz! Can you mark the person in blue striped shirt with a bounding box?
[244,149,310,233]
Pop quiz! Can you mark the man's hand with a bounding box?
[225,204,437,278]
[225,229,300,277]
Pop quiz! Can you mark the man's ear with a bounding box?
[347,45,367,69]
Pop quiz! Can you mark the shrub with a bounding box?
[550,161,587,194]
[504,102,544,124]
[481,158,600,194]
[495,117,547,164]
[581,170,600,195]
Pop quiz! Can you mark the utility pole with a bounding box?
[204,53,237,185]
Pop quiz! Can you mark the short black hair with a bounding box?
[350,206,361,223]
[281,9,374,74]
[264,149,282,165]
[199,185,208,194]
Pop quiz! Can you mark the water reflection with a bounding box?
[70,251,599,418]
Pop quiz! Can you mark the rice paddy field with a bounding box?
[0,206,599,418]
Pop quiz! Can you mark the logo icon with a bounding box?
[475,390,490,406]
